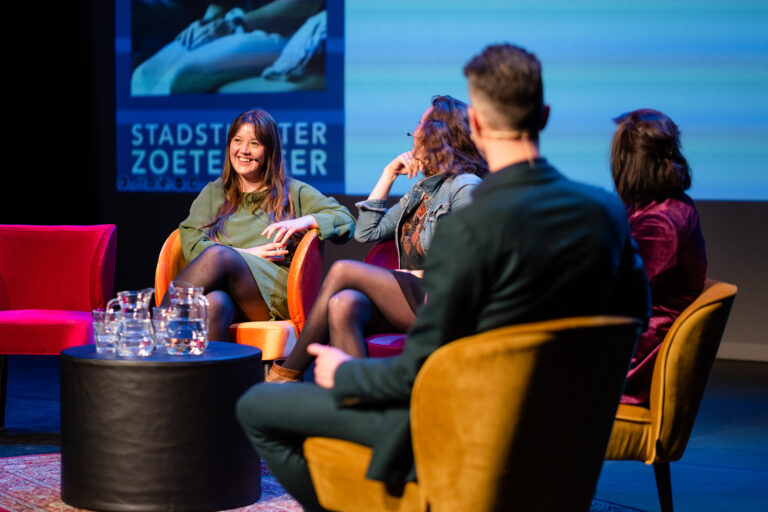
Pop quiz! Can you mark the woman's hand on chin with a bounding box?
[262,215,319,244]
[384,151,419,180]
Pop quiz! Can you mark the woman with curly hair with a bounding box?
[610,108,707,405]
[268,95,488,382]
[166,109,355,341]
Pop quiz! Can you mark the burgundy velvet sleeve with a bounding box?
[629,212,678,286]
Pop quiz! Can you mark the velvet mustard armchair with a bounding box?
[155,229,323,376]
[305,316,642,512]
[605,279,737,512]
[0,224,117,427]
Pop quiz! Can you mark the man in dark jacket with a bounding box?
[236,43,650,511]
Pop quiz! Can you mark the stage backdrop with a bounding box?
[116,0,344,194]
[117,0,767,200]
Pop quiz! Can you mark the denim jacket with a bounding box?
[354,173,482,268]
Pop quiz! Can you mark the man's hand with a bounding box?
[307,343,352,388]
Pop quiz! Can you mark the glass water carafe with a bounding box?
[166,281,209,355]
[107,288,155,357]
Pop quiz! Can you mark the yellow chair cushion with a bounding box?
[228,321,297,361]
[305,437,423,512]
[605,403,653,462]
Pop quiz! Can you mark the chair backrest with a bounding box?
[0,224,117,311]
[410,316,642,512]
[648,278,737,462]
[286,229,322,332]
[362,239,398,270]
[154,229,322,332]
[154,229,187,306]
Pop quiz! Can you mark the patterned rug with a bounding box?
[0,454,300,512]
[0,454,642,512]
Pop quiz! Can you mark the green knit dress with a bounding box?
[179,178,355,320]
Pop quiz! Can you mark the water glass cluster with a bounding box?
[91,282,209,356]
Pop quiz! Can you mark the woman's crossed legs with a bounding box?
[282,260,417,372]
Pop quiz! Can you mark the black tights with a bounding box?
[161,245,270,341]
[282,260,417,372]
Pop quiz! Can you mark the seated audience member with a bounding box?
[610,109,707,404]
[267,95,487,382]
[236,43,650,511]
[166,109,354,341]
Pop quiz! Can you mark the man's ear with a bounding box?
[540,105,550,131]
[468,105,482,134]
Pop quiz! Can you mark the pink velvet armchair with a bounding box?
[0,224,117,426]
[362,239,407,357]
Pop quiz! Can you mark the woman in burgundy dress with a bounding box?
[610,109,707,405]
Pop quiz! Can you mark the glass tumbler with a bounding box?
[152,306,172,351]
[92,309,117,354]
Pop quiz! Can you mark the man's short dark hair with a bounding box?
[463,44,544,138]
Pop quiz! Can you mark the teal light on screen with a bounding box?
[344,0,768,200]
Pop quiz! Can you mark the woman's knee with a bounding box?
[328,289,371,324]
[324,260,368,289]
[196,244,242,267]
[207,290,235,322]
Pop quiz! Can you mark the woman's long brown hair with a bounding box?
[412,95,488,179]
[202,109,294,241]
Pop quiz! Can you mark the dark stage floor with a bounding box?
[2,355,766,511]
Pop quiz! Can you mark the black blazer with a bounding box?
[332,159,650,482]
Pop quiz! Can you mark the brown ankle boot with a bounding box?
[266,361,303,383]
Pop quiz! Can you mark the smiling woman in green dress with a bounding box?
[165,109,355,341]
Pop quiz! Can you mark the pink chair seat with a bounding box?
[365,333,406,358]
[0,310,94,354]
[362,239,407,358]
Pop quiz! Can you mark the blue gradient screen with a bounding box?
[116,1,767,200]
[345,1,768,200]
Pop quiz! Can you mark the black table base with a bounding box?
[60,342,263,512]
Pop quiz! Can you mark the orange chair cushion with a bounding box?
[228,321,297,361]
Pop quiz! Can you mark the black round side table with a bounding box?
[60,342,263,512]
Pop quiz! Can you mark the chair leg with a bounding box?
[0,355,8,429]
[653,462,673,512]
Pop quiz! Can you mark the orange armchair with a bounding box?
[605,279,737,512]
[0,224,117,426]
[305,316,642,512]
[154,229,323,374]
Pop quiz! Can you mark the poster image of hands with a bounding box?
[130,0,327,95]
[115,0,343,194]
